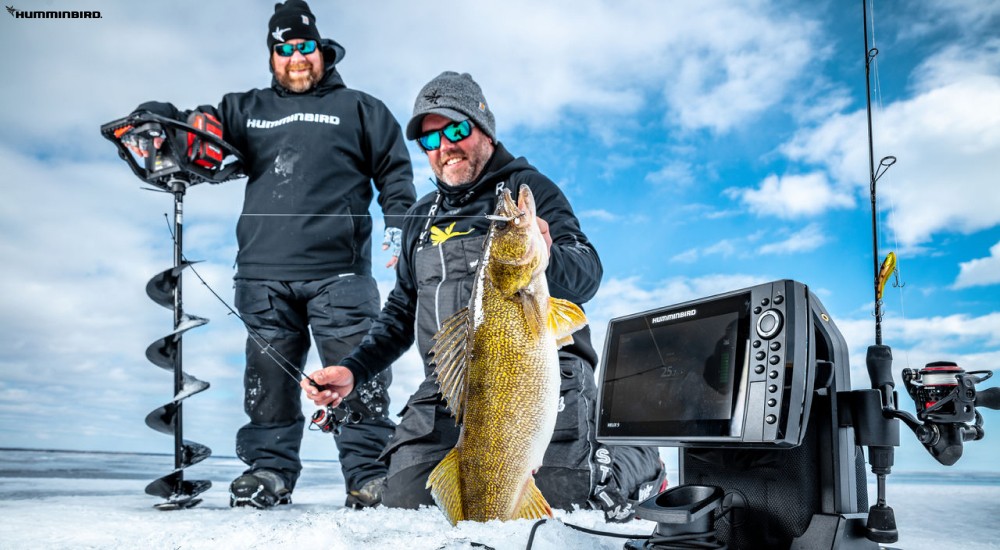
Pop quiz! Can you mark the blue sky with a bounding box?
[0,0,997,476]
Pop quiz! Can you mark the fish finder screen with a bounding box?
[600,294,749,438]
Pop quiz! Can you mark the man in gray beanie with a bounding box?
[123,0,415,509]
[304,71,665,521]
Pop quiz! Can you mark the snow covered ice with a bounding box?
[1,450,999,550]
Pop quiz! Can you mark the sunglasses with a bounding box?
[417,119,473,151]
[273,40,318,57]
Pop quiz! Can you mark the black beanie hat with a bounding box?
[267,0,321,50]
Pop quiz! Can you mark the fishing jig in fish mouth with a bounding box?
[484,210,526,224]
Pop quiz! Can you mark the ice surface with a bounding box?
[1,450,998,550]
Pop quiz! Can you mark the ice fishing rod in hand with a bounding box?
[160,215,364,436]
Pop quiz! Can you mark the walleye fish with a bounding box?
[426,184,588,525]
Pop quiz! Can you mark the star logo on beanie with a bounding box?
[272,26,291,42]
[423,90,443,105]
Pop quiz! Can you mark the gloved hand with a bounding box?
[116,101,179,158]
[115,124,163,159]
[382,227,402,268]
[133,101,180,120]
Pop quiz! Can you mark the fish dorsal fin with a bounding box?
[427,448,464,526]
[547,297,587,348]
[428,307,472,423]
[513,476,553,520]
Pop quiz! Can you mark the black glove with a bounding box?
[132,101,181,120]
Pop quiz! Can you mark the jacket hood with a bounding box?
[270,37,346,95]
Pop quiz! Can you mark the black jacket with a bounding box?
[342,143,602,385]
[137,39,415,281]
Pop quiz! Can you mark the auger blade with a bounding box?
[143,374,209,434]
[144,402,179,435]
[144,314,209,370]
[145,471,212,502]
[182,441,212,466]
[145,262,200,309]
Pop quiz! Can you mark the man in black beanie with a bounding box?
[303,71,665,522]
[123,0,415,509]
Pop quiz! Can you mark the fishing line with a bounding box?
[239,213,491,218]
[161,214,320,388]
[867,1,911,368]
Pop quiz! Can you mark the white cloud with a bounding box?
[757,223,828,255]
[727,172,854,218]
[895,0,1000,44]
[671,225,823,262]
[658,5,821,133]
[334,1,822,135]
[645,161,696,187]
[578,209,619,222]
[954,241,1000,289]
[779,41,1000,247]
[838,311,1000,393]
[587,274,769,350]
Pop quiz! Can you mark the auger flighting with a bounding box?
[100,111,243,509]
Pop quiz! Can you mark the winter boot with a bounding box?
[345,475,385,509]
[229,469,291,509]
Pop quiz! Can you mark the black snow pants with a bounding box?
[233,274,394,493]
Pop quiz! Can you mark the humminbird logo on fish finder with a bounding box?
[651,309,697,325]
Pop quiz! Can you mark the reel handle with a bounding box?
[977,387,1000,410]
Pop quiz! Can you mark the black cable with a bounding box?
[524,518,650,550]
[523,502,734,550]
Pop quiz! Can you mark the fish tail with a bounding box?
[513,476,553,520]
[427,448,464,525]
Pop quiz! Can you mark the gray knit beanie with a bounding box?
[406,72,496,141]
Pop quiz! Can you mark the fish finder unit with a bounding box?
[597,280,873,549]
[597,279,829,447]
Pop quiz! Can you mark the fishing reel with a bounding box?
[892,361,1000,465]
[309,403,363,435]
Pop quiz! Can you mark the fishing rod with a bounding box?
[858,3,1000,545]
[859,0,905,542]
[862,5,897,347]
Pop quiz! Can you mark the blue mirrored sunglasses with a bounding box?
[417,119,473,151]
[273,40,318,57]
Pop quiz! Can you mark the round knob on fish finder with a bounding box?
[756,309,783,340]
